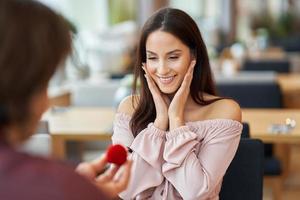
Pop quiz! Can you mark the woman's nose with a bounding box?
[157,61,170,75]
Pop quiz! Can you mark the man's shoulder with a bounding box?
[0,149,108,200]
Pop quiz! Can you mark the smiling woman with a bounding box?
[112,7,242,200]
[145,31,193,95]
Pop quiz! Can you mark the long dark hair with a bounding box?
[0,0,71,140]
[130,8,221,136]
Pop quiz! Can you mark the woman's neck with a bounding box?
[164,93,198,111]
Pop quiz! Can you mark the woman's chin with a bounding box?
[159,87,179,96]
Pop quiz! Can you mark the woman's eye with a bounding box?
[147,57,157,60]
[169,56,179,60]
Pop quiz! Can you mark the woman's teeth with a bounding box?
[159,76,175,84]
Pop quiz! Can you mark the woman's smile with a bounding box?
[157,75,177,85]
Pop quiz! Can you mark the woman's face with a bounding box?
[145,30,193,94]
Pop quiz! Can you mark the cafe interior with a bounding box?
[21,0,300,199]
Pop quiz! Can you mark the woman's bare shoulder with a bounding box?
[206,97,242,122]
[186,94,241,122]
[117,95,140,116]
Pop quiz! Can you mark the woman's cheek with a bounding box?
[146,63,157,74]
[173,60,189,72]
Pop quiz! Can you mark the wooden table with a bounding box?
[47,107,300,160]
[242,108,300,177]
[242,108,300,143]
[48,85,71,107]
[46,107,115,159]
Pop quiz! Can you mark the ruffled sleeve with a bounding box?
[162,119,242,200]
[112,113,166,199]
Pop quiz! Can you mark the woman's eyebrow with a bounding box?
[146,49,182,55]
[146,50,157,55]
[167,49,182,55]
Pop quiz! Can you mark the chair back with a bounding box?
[217,82,282,108]
[241,122,250,138]
[242,60,290,73]
[220,138,264,200]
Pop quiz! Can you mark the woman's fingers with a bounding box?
[142,63,168,106]
[178,60,196,94]
[142,63,160,95]
[185,60,196,86]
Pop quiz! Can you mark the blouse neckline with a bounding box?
[115,112,243,127]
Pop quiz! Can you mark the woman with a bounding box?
[0,0,131,199]
[112,8,242,200]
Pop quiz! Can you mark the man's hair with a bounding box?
[0,0,71,138]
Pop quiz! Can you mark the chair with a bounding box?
[220,138,264,200]
[217,82,283,200]
[217,82,282,108]
[242,60,290,73]
[271,37,300,52]
[241,122,250,138]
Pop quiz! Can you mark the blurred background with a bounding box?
[40,0,300,88]
[24,1,300,199]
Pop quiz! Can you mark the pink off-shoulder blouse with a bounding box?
[112,113,242,200]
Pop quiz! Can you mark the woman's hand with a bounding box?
[168,60,196,130]
[76,154,132,199]
[143,63,170,131]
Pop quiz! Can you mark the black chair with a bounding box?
[271,37,300,52]
[241,122,250,138]
[217,82,282,108]
[241,122,282,175]
[217,82,283,199]
[220,138,264,200]
[242,60,290,73]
